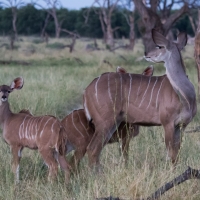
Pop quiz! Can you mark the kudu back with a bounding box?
[83,30,196,169]
[62,66,154,170]
[0,77,70,183]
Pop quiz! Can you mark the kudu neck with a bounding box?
[0,102,12,126]
[165,48,195,108]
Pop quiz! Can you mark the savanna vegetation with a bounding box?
[0,35,199,199]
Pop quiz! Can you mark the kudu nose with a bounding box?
[2,95,7,101]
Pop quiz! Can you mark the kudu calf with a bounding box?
[0,77,70,183]
[83,30,196,169]
[62,66,154,170]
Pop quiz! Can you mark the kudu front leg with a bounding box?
[11,145,23,183]
[164,124,183,165]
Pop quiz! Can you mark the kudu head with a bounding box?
[0,77,23,104]
[145,29,187,64]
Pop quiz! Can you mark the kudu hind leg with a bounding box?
[39,148,58,182]
[70,148,87,172]
[11,145,23,183]
[57,154,71,184]
[164,124,183,165]
[87,120,120,170]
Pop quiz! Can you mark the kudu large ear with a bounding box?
[151,29,169,48]
[10,77,24,90]
[176,32,187,51]
[142,65,154,76]
[116,66,127,73]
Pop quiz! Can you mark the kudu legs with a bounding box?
[11,145,23,183]
[70,148,87,171]
[164,123,184,165]
[39,148,58,182]
[87,119,121,170]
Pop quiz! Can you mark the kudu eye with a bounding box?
[156,46,162,49]
[8,91,11,93]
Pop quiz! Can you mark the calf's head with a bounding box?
[0,77,24,104]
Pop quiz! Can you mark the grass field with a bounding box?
[0,36,200,200]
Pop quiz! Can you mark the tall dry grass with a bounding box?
[0,36,199,199]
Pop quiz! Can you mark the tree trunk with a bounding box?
[41,13,50,38]
[52,7,60,38]
[129,13,135,50]
[12,7,18,40]
[194,10,200,102]
[106,20,114,49]
[98,11,107,43]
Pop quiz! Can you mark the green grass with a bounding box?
[0,36,199,199]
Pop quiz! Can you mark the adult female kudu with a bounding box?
[62,66,154,170]
[0,77,70,183]
[83,30,196,170]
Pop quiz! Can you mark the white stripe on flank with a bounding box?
[108,73,113,103]
[84,98,91,121]
[40,117,53,137]
[156,77,166,108]
[77,111,89,136]
[128,74,132,107]
[135,76,143,103]
[51,120,57,133]
[139,77,151,108]
[146,77,158,109]
[25,118,32,140]
[19,115,28,139]
[72,111,84,137]
[95,75,101,105]
[31,117,37,140]
[119,73,123,103]
[35,117,42,136]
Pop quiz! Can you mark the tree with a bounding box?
[34,0,62,38]
[132,0,190,53]
[91,0,120,49]
[0,0,25,40]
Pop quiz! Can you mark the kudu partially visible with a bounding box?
[62,66,154,170]
[0,77,70,183]
[83,30,196,169]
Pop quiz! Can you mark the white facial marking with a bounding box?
[146,77,158,109]
[139,77,151,108]
[72,111,84,137]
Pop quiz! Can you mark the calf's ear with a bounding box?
[10,77,24,90]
